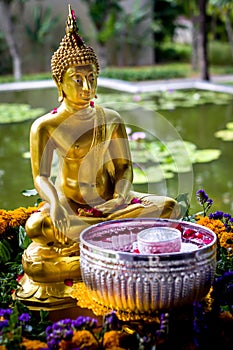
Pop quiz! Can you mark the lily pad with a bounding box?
[133,165,174,184]
[98,89,232,112]
[0,103,45,124]
[191,149,221,163]
[226,122,233,130]
[215,129,233,141]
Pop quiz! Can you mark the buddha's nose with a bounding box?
[82,77,90,91]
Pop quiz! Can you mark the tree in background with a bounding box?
[25,4,60,72]
[114,0,155,66]
[198,0,209,80]
[81,0,122,68]
[176,0,210,80]
[153,0,184,63]
[210,0,233,59]
[0,0,28,80]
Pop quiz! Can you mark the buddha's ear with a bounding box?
[53,75,64,103]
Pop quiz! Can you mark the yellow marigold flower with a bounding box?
[21,337,48,349]
[0,209,8,235]
[0,206,38,236]
[203,287,214,313]
[219,231,233,251]
[196,217,226,238]
[103,330,126,350]
[3,207,37,229]
[59,329,99,350]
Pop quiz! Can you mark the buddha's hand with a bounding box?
[95,196,126,215]
[50,203,70,244]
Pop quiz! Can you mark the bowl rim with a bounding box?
[80,218,217,260]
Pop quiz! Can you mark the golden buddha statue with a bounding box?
[16,5,180,309]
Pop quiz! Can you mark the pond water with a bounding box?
[0,87,233,216]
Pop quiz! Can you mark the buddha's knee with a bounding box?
[161,198,181,219]
[25,212,55,245]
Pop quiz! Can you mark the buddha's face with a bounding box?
[61,64,97,107]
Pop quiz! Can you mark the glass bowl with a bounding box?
[137,226,181,254]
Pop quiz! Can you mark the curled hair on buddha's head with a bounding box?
[51,4,99,84]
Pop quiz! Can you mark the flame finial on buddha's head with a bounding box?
[51,4,99,83]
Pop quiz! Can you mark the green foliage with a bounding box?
[114,0,153,47]
[153,0,184,50]
[100,64,188,81]
[216,246,233,276]
[25,5,60,45]
[82,0,122,44]
[18,226,31,250]
[1,302,23,349]
[209,41,233,65]
[0,240,12,263]
[158,42,191,63]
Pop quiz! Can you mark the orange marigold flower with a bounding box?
[60,329,99,350]
[21,337,48,349]
[0,206,38,232]
[103,330,126,350]
[219,231,233,252]
[196,217,226,238]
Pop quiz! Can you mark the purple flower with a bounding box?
[0,319,9,331]
[18,312,30,323]
[223,213,232,220]
[73,316,98,329]
[196,189,208,204]
[46,319,75,349]
[209,211,224,220]
[0,308,12,318]
[102,311,121,331]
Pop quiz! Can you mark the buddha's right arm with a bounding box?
[34,175,70,238]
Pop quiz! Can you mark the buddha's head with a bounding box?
[51,5,99,103]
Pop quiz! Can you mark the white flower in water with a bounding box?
[193,93,200,100]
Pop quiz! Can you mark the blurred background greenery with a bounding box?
[0,0,233,82]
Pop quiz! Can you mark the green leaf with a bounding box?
[0,240,13,263]
[215,129,233,141]
[192,149,221,163]
[18,226,31,250]
[22,189,38,197]
[0,104,45,124]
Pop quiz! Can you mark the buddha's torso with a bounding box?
[47,106,115,205]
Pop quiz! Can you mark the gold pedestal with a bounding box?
[15,242,81,310]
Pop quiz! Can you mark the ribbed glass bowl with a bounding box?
[80,218,217,315]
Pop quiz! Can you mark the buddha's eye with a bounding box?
[74,75,82,84]
[88,74,95,83]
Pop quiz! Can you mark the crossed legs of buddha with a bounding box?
[25,192,181,252]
